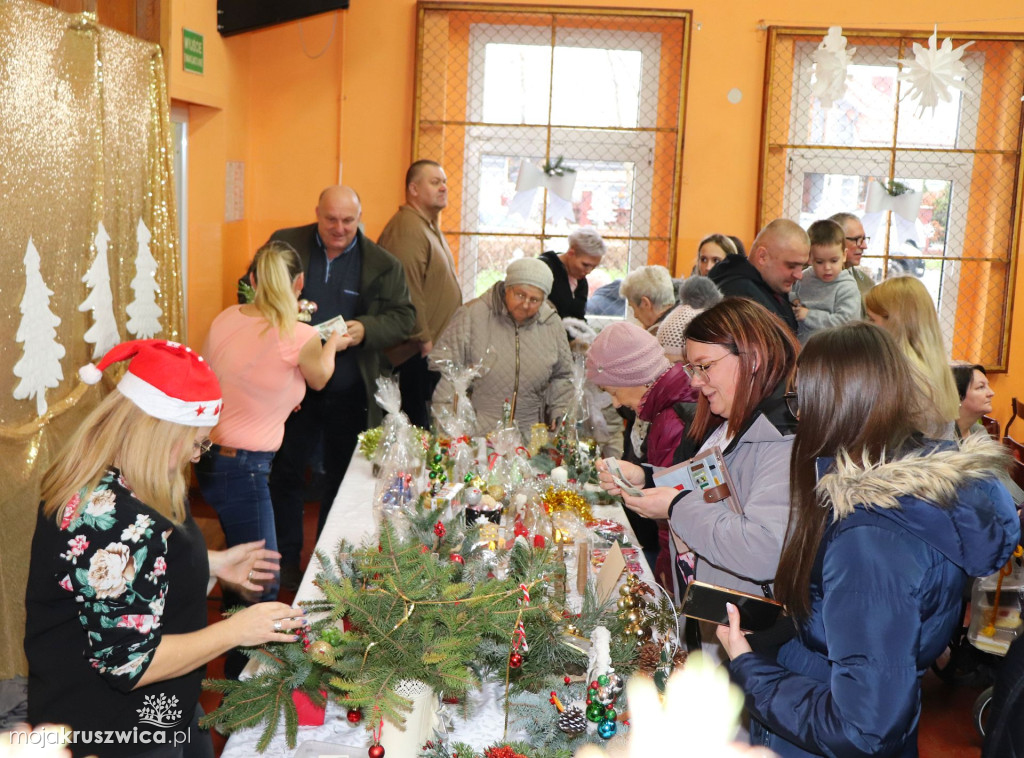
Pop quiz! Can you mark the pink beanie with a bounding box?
[586,322,670,387]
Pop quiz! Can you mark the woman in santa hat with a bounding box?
[25,340,308,758]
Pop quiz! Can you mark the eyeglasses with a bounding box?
[845,235,870,246]
[508,287,544,307]
[784,391,799,418]
[193,438,213,456]
[681,354,734,382]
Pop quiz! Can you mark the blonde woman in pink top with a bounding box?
[196,241,350,605]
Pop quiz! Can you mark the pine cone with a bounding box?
[673,648,688,669]
[636,641,662,672]
[557,706,587,735]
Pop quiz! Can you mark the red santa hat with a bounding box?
[78,340,222,427]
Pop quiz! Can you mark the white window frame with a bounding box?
[782,42,986,347]
[458,23,664,295]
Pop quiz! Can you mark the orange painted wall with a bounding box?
[166,0,1024,429]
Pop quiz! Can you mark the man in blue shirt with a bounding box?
[268,186,415,587]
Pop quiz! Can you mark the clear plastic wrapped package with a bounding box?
[371,377,425,517]
[430,343,494,439]
[968,561,1024,655]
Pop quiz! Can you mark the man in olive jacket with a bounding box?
[268,185,416,584]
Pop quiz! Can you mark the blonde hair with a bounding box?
[252,241,303,338]
[41,391,199,524]
[865,277,960,433]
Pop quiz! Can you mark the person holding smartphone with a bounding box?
[718,323,1018,757]
[598,297,799,660]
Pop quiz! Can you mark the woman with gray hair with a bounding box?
[540,226,607,320]
[433,257,574,440]
[620,265,677,334]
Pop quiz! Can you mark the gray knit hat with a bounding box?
[505,257,553,296]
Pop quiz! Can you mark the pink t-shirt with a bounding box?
[203,305,317,452]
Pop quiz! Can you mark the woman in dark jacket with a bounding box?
[718,323,1019,757]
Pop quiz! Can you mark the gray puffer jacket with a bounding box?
[432,281,575,440]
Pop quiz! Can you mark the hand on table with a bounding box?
[715,602,753,661]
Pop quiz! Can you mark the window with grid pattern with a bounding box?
[758,28,1024,369]
[414,3,690,302]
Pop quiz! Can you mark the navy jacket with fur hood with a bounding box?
[729,434,1019,757]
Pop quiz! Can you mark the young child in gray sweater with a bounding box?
[790,219,862,345]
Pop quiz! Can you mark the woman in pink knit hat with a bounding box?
[586,321,699,588]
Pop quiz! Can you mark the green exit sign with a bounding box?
[183,29,204,74]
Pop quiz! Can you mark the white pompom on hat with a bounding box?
[78,339,223,427]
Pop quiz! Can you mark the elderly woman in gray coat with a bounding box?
[432,257,575,441]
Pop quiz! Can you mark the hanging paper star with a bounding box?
[811,26,855,109]
[896,26,974,118]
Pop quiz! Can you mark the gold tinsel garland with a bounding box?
[542,485,592,522]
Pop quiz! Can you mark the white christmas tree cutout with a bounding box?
[126,218,163,339]
[13,237,65,416]
[79,222,121,359]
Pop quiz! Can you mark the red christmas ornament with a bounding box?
[368,746,385,758]
[533,534,545,548]
[346,707,362,724]
[450,553,464,564]
[434,521,446,538]
[509,652,523,669]
[419,545,430,554]
[563,675,571,684]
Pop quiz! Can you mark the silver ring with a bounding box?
[273,620,283,632]
[247,570,255,582]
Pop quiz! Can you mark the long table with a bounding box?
[222,453,650,757]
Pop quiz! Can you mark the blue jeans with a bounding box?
[195,445,278,602]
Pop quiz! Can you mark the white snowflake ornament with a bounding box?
[811,26,855,109]
[896,26,974,118]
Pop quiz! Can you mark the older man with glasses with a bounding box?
[830,211,874,315]
[432,257,574,441]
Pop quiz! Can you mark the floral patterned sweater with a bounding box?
[25,468,209,758]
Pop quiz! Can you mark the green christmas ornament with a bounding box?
[321,627,342,646]
[586,703,605,722]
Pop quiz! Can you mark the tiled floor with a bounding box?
[195,496,990,758]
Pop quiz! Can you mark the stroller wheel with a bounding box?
[973,685,994,738]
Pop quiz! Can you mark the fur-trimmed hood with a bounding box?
[817,433,1020,576]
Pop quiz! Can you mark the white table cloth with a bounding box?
[222,453,649,757]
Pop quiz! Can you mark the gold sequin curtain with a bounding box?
[0,0,183,678]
